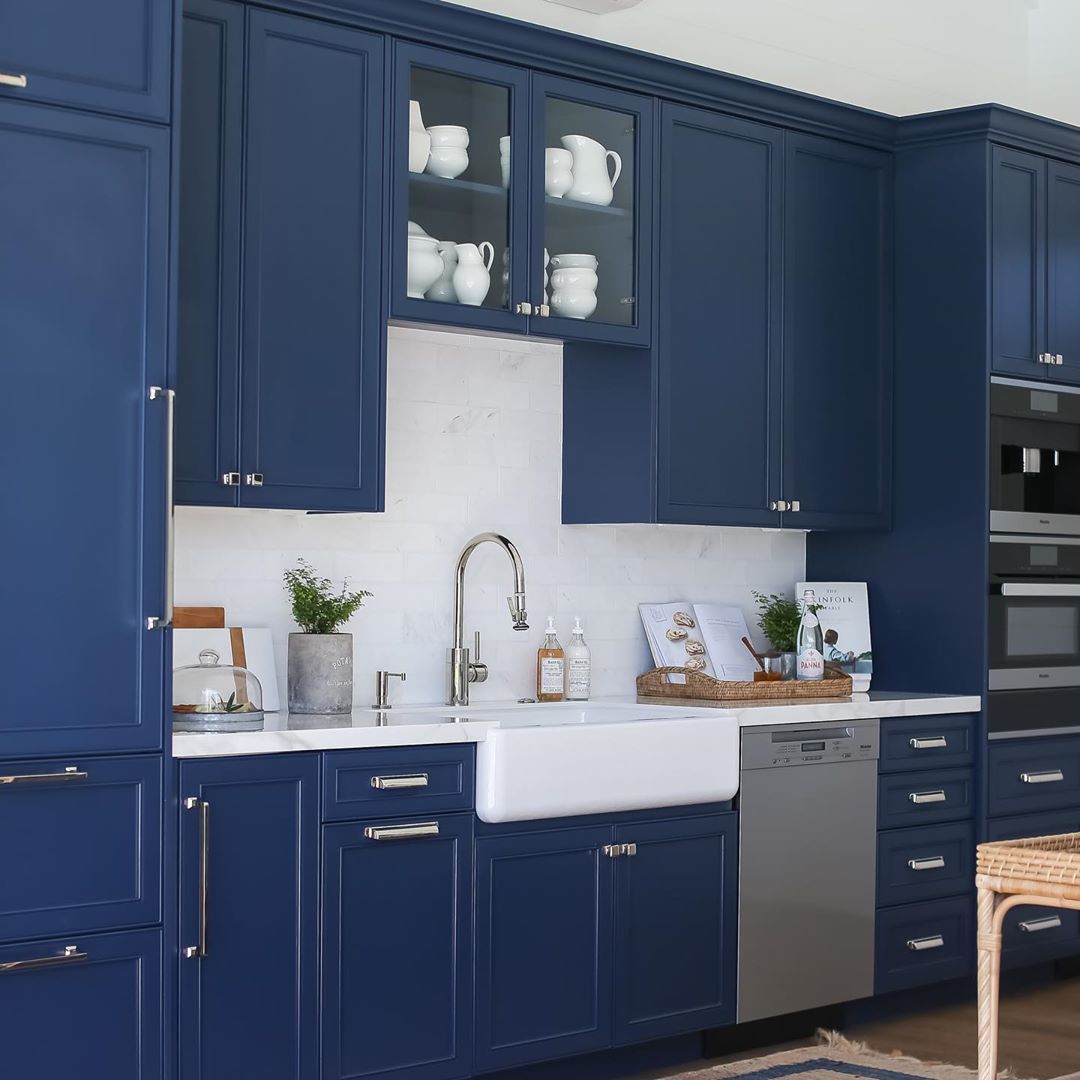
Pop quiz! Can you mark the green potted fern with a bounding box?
[751,591,802,680]
[283,559,372,714]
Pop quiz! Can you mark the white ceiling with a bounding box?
[442,0,1080,126]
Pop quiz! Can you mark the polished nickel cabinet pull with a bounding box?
[907,934,945,952]
[515,302,533,315]
[364,821,439,841]
[222,472,240,486]
[909,790,947,804]
[369,773,429,790]
[1038,353,1054,365]
[602,844,621,859]
[147,386,176,630]
[245,473,263,486]
[907,856,946,872]
[183,798,210,959]
[0,765,88,786]
[620,842,638,857]
[0,945,86,973]
[0,73,28,88]
[1020,770,1065,784]
[1019,915,1062,933]
[909,736,948,750]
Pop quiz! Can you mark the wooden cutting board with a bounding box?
[174,606,226,629]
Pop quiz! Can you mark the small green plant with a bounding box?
[283,559,372,635]
[210,692,251,714]
[751,591,820,653]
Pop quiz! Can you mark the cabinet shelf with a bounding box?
[409,171,631,218]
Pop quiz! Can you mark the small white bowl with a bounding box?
[426,146,469,180]
[427,124,470,148]
[549,253,598,271]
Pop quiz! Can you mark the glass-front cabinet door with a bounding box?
[392,44,531,333]
[527,76,653,346]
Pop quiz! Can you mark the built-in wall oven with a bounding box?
[991,381,1080,536]
[989,534,1080,737]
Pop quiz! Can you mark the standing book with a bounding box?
[797,581,872,692]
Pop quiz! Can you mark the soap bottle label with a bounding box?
[540,657,565,695]
[567,657,591,698]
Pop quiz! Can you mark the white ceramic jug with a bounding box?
[545,148,573,198]
[453,242,494,306]
[408,100,430,174]
[561,134,622,206]
[426,241,458,303]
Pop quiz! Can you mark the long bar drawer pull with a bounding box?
[0,766,88,787]
[0,73,28,88]
[908,856,946,871]
[1020,915,1062,933]
[1020,770,1065,784]
[182,797,210,959]
[0,945,86,973]
[909,736,948,750]
[364,821,440,841]
[909,790,947,804]
[907,935,945,952]
[370,773,429,790]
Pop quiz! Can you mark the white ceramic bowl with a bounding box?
[549,253,598,272]
[426,146,469,180]
[427,124,470,148]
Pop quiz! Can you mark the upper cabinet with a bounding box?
[992,146,1080,383]
[392,45,652,346]
[176,2,386,511]
[0,0,172,121]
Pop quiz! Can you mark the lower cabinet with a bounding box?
[474,813,737,1072]
[0,928,161,1079]
[322,813,473,1080]
[178,754,320,1080]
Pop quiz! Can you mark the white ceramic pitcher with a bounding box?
[561,134,622,207]
[453,242,495,306]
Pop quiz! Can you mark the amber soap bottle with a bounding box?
[536,616,565,702]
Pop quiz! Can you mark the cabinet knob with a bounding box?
[1057,354,1065,366]
[602,844,621,859]
[222,472,240,486]
[621,842,638,857]
[245,473,263,487]
[1038,353,1053,365]
[771,499,789,512]
[537,303,551,317]
[515,302,533,316]
[0,73,28,89]
[788,500,800,512]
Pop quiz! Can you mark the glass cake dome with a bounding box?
[173,648,265,732]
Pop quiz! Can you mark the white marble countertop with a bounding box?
[171,691,981,758]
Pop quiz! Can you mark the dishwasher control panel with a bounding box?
[740,719,880,770]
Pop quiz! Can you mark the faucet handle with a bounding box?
[372,670,406,709]
[473,630,481,663]
[469,631,489,685]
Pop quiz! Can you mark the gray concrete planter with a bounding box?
[287,633,354,714]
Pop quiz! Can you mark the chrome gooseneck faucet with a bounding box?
[449,532,529,706]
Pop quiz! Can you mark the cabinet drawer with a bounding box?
[877,821,975,908]
[988,737,1080,818]
[878,768,974,829]
[0,755,161,942]
[879,715,977,774]
[0,928,161,1079]
[322,745,474,821]
[875,896,974,994]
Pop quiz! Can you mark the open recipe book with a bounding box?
[639,602,757,682]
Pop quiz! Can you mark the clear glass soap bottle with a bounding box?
[537,616,565,703]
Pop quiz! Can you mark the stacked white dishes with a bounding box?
[426,125,470,179]
[549,253,598,320]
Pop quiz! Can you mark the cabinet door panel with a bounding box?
[1048,159,1080,383]
[657,105,782,526]
[0,929,161,1080]
[0,0,171,120]
[323,815,472,1080]
[992,146,1047,378]
[613,814,737,1044]
[782,133,892,530]
[179,755,320,1080]
[0,101,167,757]
[176,0,244,505]
[475,826,613,1071]
[241,11,384,510]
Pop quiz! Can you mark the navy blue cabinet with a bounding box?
[0,0,172,121]
[0,928,162,1080]
[323,814,473,1080]
[0,100,169,758]
[1048,159,1080,382]
[475,825,614,1071]
[612,814,737,1044]
[178,755,320,1080]
[177,7,386,511]
[176,0,243,506]
[782,133,892,530]
[656,105,783,527]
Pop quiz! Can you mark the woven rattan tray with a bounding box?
[636,665,853,702]
[977,832,1080,892]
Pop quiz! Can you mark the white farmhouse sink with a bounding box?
[471,704,739,823]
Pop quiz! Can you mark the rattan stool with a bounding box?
[976,833,1080,1080]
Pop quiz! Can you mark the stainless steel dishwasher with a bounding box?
[737,719,879,1023]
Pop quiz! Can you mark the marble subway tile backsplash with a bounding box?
[175,326,806,707]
